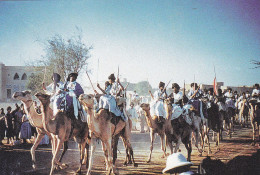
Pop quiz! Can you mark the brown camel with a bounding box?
[35,92,89,175]
[163,99,192,161]
[12,91,62,169]
[249,100,260,145]
[239,100,250,127]
[140,103,166,163]
[79,94,137,175]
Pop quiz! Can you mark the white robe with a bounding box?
[150,89,166,118]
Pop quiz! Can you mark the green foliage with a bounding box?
[26,30,92,91]
[26,73,44,94]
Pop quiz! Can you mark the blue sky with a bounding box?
[0,0,259,88]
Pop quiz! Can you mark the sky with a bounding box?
[0,0,260,88]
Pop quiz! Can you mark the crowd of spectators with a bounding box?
[0,103,48,146]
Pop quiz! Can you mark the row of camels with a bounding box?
[13,91,137,175]
[12,90,260,174]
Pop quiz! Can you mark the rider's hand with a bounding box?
[94,90,98,94]
[97,83,100,88]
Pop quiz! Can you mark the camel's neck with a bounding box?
[143,110,155,129]
[41,102,52,133]
[23,100,43,128]
[165,105,172,122]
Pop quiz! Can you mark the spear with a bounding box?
[42,66,47,84]
[86,71,96,93]
[116,66,120,95]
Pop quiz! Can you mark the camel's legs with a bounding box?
[185,141,192,161]
[147,130,155,163]
[50,138,63,175]
[87,138,97,175]
[76,142,87,173]
[52,135,57,155]
[205,127,211,154]
[174,137,181,153]
[58,141,68,165]
[159,134,166,158]
[122,136,138,167]
[105,138,115,175]
[31,133,45,169]
[84,143,90,169]
[166,135,174,154]
[112,135,120,165]
[102,140,109,170]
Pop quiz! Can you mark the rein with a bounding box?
[25,100,37,127]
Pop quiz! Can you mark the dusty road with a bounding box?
[0,124,259,175]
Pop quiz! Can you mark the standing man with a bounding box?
[13,105,23,141]
[127,102,138,131]
[64,73,84,119]
[0,108,6,145]
[137,105,147,133]
[5,106,14,145]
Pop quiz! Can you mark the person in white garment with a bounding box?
[252,84,260,98]
[187,83,206,120]
[42,73,64,115]
[97,73,127,121]
[127,102,138,130]
[168,83,184,121]
[137,105,147,133]
[149,82,167,123]
[224,88,235,109]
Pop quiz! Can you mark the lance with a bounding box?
[86,71,96,93]
[124,83,129,98]
[42,66,47,84]
[158,79,171,99]
[116,66,120,95]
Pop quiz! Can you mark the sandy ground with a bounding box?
[0,124,259,175]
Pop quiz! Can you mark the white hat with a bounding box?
[162,153,193,174]
[180,171,194,175]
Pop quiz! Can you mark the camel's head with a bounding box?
[164,98,173,111]
[116,97,126,106]
[35,92,51,105]
[79,94,94,107]
[140,103,150,111]
[12,91,32,102]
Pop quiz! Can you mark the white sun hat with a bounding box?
[162,153,193,174]
[180,171,194,175]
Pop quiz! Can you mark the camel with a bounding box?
[139,103,167,163]
[79,94,137,175]
[249,100,260,145]
[204,101,222,152]
[225,106,235,138]
[163,99,192,161]
[12,91,69,170]
[35,92,89,175]
[239,100,250,127]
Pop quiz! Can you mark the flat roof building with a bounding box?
[0,63,34,101]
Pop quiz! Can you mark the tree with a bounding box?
[251,60,260,69]
[26,31,92,92]
[27,73,44,94]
